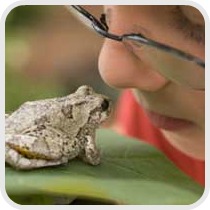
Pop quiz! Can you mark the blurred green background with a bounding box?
[5,5,119,113]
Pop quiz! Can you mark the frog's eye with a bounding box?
[101,99,110,111]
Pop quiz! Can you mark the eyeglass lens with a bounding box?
[123,38,204,89]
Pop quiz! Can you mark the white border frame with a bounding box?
[0,0,209,209]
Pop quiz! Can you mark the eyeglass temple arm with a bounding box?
[124,34,205,68]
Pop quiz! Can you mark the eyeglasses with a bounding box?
[68,5,205,90]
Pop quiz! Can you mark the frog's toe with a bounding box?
[79,150,101,166]
[15,158,63,170]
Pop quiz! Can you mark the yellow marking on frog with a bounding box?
[7,143,53,160]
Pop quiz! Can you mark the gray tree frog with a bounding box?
[5,85,112,170]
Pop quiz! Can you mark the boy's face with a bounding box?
[98,6,205,159]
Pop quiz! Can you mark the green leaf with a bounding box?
[5,129,204,205]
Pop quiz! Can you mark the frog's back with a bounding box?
[5,99,59,134]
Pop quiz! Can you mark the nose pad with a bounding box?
[101,99,110,111]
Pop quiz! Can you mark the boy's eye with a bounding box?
[172,6,205,45]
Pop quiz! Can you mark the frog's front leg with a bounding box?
[79,135,100,166]
[5,134,68,169]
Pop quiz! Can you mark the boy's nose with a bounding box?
[98,39,169,92]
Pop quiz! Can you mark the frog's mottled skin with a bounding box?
[5,85,112,170]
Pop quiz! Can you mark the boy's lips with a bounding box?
[145,110,194,131]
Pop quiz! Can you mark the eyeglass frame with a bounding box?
[70,5,205,69]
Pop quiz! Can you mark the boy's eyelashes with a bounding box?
[170,6,205,45]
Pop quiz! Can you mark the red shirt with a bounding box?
[115,90,205,186]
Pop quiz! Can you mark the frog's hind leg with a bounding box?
[5,131,63,160]
[5,134,67,169]
[5,144,66,170]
